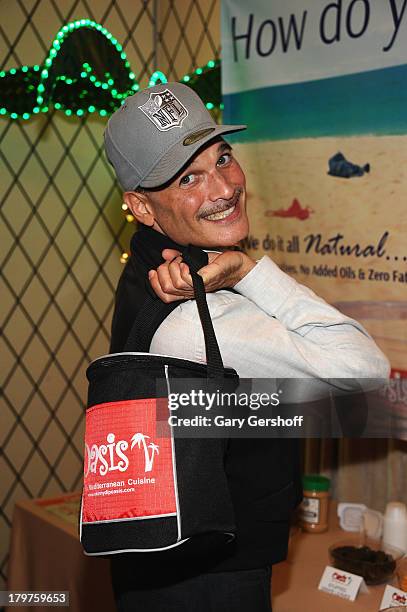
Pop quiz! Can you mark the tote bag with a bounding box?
[79,260,239,557]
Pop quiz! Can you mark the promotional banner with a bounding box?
[221,0,407,372]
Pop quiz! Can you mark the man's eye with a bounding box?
[180,173,194,186]
[217,152,232,166]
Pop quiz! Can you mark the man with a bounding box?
[104,82,390,611]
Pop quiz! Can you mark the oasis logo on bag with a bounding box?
[82,399,177,522]
[84,432,160,477]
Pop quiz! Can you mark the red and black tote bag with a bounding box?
[79,262,238,557]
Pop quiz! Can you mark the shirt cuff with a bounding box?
[234,255,297,316]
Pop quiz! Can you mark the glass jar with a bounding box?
[300,474,330,534]
[397,557,407,592]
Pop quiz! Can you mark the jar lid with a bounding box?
[303,474,330,492]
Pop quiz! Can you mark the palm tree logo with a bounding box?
[130,433,159,472]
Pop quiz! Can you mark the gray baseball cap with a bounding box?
[104,82,246,191]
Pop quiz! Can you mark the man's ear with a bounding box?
[123,191,155,227]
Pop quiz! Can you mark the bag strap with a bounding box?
[124,245,225,379]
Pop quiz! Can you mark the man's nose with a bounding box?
[208,168,235,201]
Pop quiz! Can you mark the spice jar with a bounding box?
[397,557,407,592]
[300,474,330,533]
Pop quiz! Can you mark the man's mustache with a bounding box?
[197,187,243,219]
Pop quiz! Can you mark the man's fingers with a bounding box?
[150,250,253,302]
[161,250,193,290]
[148,270,181,303]
[168,257,189,290]
[179,262,193,287]
[161,248,181,261]
[155,261,182,295]
[197,260,223,287]
[149,259,195,303]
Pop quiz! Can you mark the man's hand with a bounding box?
[148,248,256,303]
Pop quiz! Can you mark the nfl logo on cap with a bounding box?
[138,89,188,132]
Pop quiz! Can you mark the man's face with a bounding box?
[141,139,248,247]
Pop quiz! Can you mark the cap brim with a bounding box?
[139,124,246,189]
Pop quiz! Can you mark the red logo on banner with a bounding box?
[82,398,177,523]
[265,198,313,220]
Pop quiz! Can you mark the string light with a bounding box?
[0,21,221,121]
[80,62,134,100]
[0,19,138,120]
[148,71,168,87]
[180,59,221,111]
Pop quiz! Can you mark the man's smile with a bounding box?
[204,204,237,221]
[198,188,243,223]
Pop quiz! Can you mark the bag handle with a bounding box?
[124,245,225,379]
